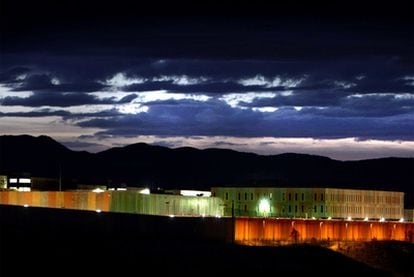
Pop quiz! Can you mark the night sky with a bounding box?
[1,0,413,160]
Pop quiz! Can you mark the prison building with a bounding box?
[211,187,404,221]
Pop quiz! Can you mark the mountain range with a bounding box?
[0,135,413,207]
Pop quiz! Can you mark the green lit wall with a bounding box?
[212,187,404,220]
[109,191,224,217]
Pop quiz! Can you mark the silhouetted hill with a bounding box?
[0,135,413,207]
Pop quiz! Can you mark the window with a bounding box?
[314,205,317,213]
[225,192,228,200]
[244,193,247,200]
[320,205,323,213]
[321,194,324,201]
[295,205,298,213]
[251,193,253,200]
[295,193,298,201]
[301,193,304,201]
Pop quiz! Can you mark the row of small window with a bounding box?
[285,205,324,213]
[283,193,324,202]
[224,192,324,201]
[236,204,325,214]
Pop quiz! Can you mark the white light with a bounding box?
[364,217,369,221]
[311,217,316,220]
[18,187,31,192]
[23,204,29,208]
[96,209,102,213]
[169,214,175,218]
[117,188,127,191]
[347,216,352,221]
[19,178,31,184]
[92,188,104,193]
[399,218,404,222]
[258,199,270,215]
[9,178,18,183]
[215,214,221,218]
[201,214,205,218]
[108,188,115,191]
[379,217,385,222]
[180,190,211,197]
[327,217,332,220]
[139,188,150,195]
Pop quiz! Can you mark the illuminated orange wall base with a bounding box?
[235,217,414,243]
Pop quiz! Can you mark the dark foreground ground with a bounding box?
[0,205,410,276]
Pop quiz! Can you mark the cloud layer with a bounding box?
[1,12,413,159]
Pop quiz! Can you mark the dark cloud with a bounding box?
[0,66,31,83]
[60,140,105,150]
[1,0,413,149]
[1,91,137,107]
[75,99,414,140]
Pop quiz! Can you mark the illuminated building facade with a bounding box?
[0,190,224,217]
[0,175,7,189]
[211,187,404,221]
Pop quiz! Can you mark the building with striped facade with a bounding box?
[211,187,404,221]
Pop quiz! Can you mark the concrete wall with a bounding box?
[0,190,224,217]
[235,217,414,243]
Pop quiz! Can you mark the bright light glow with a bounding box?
[108,188,115,191]
[51,77,60,85]
[23,204,29,208]
[9,178,18,183]
[347,216,352,221]
[399,218,404,222]
[139,188,150,195]
[311,217,316,220]
[18,187,31,192]
[19,178,31,184]
[201,213,205,217]
[327,217,332,220]
[379,217,385,222]
[169,214,175,218]
[364,217,369,221]
[180,190,211,197]
[258,199,270,215]
[117,188,127,191]
[96,209,101,213]
[92,188,105,193]
[215,214,221,218]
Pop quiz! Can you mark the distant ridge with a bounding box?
[1,135,413,207]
